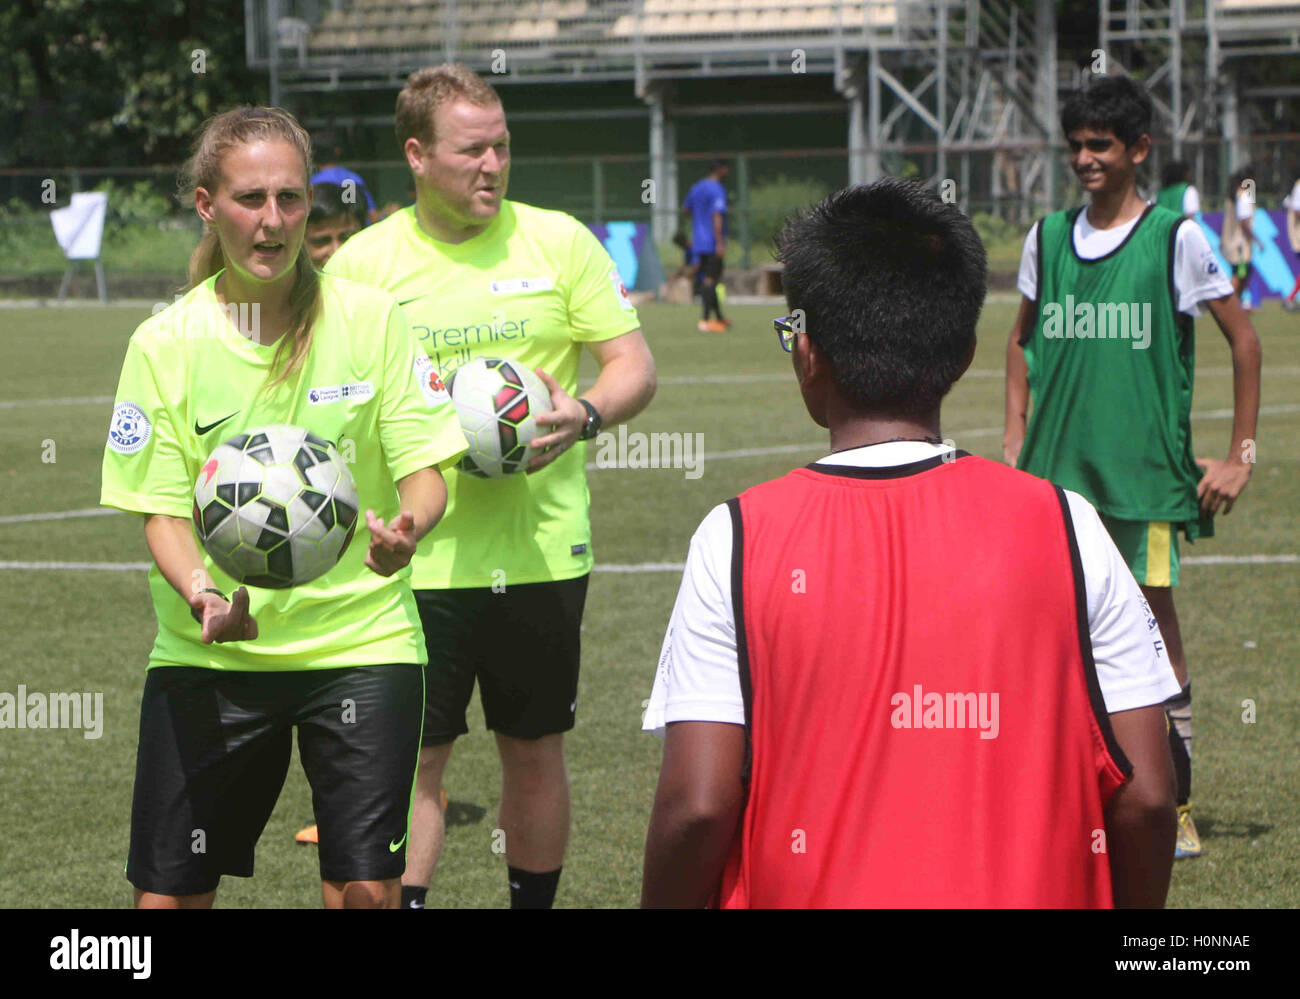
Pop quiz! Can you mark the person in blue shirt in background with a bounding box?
[682,160,730,332]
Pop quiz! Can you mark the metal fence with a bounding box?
[245,0,985,91]
[4,133,1298,285]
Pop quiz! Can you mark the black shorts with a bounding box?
[415,575,589,745]
[698,253,724,283]
[127,663,423,895]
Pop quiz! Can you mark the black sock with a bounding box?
[400,885,427,909]
[507,866,562,909]
[702,284,720,320]
[1165,683,1192,806]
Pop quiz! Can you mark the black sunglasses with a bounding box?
[774,315,801,352]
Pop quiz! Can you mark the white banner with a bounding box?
[50,191,108,260]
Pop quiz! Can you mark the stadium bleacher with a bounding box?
[304,0,907,53]
[251,0,1296,245]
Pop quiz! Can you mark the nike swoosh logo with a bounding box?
[389,833,408,853]
[195,412,239,436]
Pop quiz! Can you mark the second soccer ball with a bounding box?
[448,357,555,478]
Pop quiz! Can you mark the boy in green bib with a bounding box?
[1155,160,1199,221]
[1003,75,1261,861]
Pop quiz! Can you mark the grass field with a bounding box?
[0,298,1296,908]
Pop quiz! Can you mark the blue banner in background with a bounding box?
[1196,209,1298,303]
[587,222,666,294]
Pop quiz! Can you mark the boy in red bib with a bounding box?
[641,179,1179,908]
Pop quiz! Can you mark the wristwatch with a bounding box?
[577,398,603,440]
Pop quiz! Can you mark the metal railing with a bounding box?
[6,133,1298,284]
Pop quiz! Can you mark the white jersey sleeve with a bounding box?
[1173,221,1234,316]
[1063,490,1182,710]
[1016,223,1039,301]
[643,503,744,737]
[1236,189,1255,221]
[642,484,1182,737]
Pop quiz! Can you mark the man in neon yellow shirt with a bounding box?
[327,64,657,909]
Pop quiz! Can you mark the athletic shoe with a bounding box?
[697,319,711,332]
[704,319,729,333]
[1174,804,1202,859]
[1282,298,1300,312]
[294,790,447,845]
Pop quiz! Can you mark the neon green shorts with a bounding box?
[1099,516,1180,588]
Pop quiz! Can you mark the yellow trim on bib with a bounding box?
[1146,522,1173,587]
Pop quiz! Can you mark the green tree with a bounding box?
[0,0,267,168]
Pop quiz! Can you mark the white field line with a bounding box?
[584,402,1300,471]
[2,404,1296,525]
[1182,554,1299,566]
[0,555,1294,574]
[593,562,688,573]
[0,561,153,571]
[5,367,1299,411]
[0,508,122,525]
[1192,403,1300,420]
[607,554,1300,570]
[967,366,1300,379]
[580,365,1300,389]
[0,299,162,309]
[0,395,114,410]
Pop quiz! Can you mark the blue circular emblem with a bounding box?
[108,401,152,455]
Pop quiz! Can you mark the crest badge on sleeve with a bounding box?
[107,401,152,455]
[609,268,635,311]
[413,354,450,406]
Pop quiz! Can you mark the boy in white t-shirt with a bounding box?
[1221,166,1262,309]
